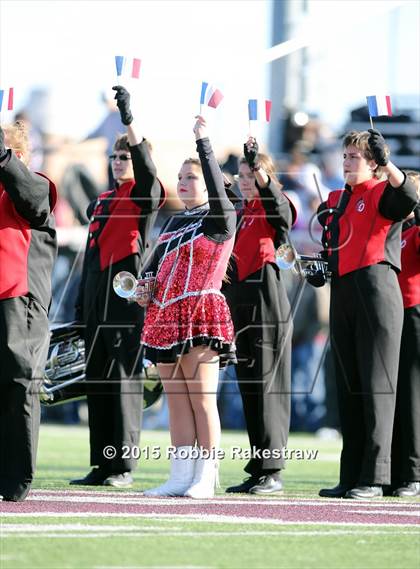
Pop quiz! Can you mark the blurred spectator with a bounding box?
[320,146,345,190]
[218,366,246,430]
[284,271,329,432]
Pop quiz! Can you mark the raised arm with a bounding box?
[243,136,294,243]
[112,86,163,211]
[368,129,418,220]
[193,116,235,241]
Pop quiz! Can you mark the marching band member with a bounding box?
[70,86,165,488]
[141,115,236,499]
[318,129,417,499]
[391,171,420,497]
[0,122,57,501]
[223,137,296,495]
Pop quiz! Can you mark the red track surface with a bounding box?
[1,491,419,526]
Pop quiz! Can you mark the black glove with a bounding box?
[244,138,260,171]
[112,85,133,126]
[0,126,8,161]
[305,268,327,288]
[368,129,389,166]
[414,203,420,226]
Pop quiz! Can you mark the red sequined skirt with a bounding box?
[141,292,236,366]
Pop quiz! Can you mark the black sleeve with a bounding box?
[197,137,236,242]
[74,235,90,322]
[0,151,51,225]
[129,139,164,213]
[378,172,418,221]
[317,201,329,227]
[256,177,293,247]
[74,199,98,320]
[86,198,96,220]
[139,216,173,277]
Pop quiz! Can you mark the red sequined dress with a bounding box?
[141,137,236,365]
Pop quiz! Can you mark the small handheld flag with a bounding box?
[366,95,392,118]
[115,56,142,79]
[0,88,14,112]
[248,99,272,122]
[200,82,224,113]
[366,95,392,129]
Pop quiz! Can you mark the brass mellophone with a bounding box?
[40,323,163,409]
[40,324,86,405]
[113,271,155,305]
[276,243,331,282]
[40,272,160,409]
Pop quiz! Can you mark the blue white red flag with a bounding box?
[366,95,392,117]
[115,56,141,79]
[248,99,272,122]
[0,88,14,112]
[200,82,224,109]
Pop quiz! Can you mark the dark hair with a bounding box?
[113,134,130,152]
[113,134,153,153]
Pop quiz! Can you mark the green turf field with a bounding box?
[0,425,419,569]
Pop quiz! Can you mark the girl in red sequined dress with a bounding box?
[141,116,236,498]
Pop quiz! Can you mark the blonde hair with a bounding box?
[239,152,282,186]
[182,157,202,171]
[343,130,389,180]
[2,121,30,165]
[404,170,420,199]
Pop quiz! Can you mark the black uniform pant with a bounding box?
[330,265,403,486]
[225,265,292,474]
[84,270,143,473]
[391,304,420,484]
[0,296,49,498]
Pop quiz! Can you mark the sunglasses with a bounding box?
[109,153,132,161]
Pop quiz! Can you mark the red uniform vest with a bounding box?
[234,198,277,281]
[398,222,420,308]
[0,175,57,300]
[324,178,396,276]
[88,181,144,271]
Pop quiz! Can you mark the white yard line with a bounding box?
[0,529,418,538]
[0,512,418,527]
[94,566,214,569]
[28,491,420,508]
[0,524,176,532]
[347,509,420,517]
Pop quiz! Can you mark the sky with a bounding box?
[0,0,270,147]
[0,0,418,153]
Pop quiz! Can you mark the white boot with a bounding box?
[143,446,195,497]
[184,457,218,499]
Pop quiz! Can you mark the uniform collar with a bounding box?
[244,197,263,211]
[184,202,209,216]
[348,177,379,194]
[115,179,134,192]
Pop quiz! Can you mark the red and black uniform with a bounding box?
[0,152,57,500]
[75,139,164,474]
[141,137,236,364]
[223,180,296,476]
[318,175,417,487]
[392,213,420,486]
